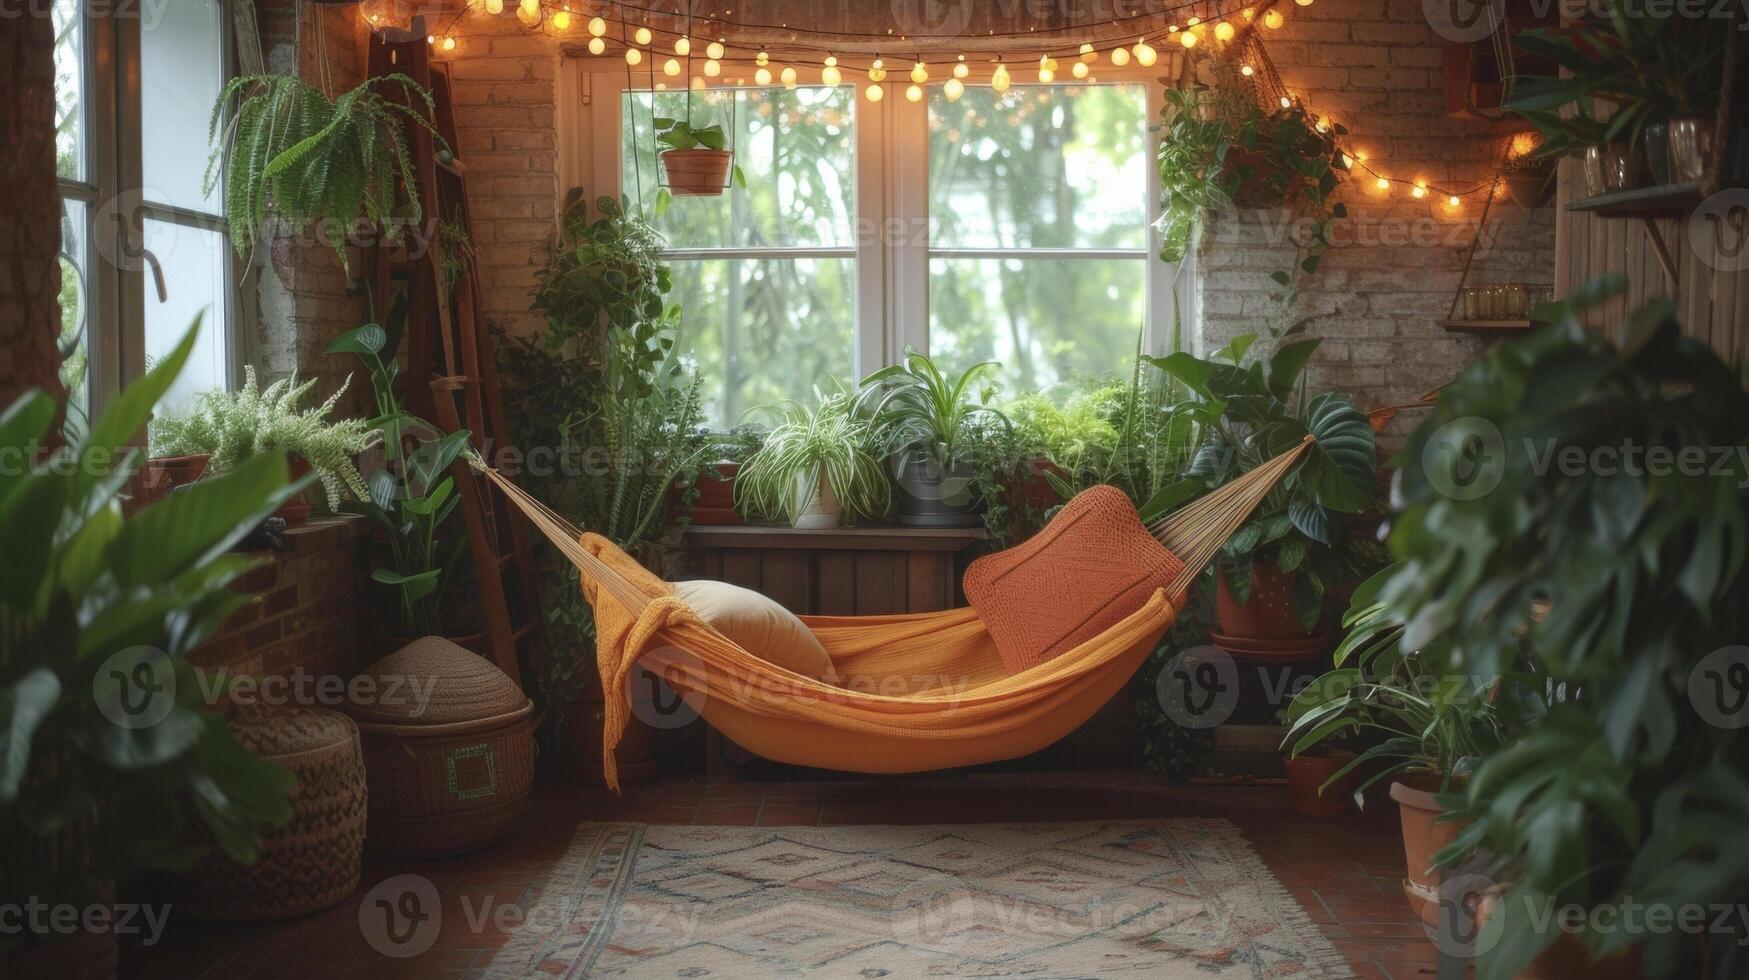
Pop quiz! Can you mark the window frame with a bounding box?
[562,63,1189,404]
[56,1,244,418]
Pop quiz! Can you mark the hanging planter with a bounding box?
[655,116,740,196]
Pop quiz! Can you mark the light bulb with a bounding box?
[1180,31,1198,48]
[1297,0,1314,5]
[706,40,724,59]
[1340,153,1353,168]
[905,83,923,102]
[587,36,604,55]
[1134,41,1157,66]
[756,50,769,66]
[1412,182,1428,199]
[1376,177,1390,190]
[690,76,705,91]
[553,9,571,30]
[703,59,720,77]
[587,15,606,36]
[822,65,841,87]
[755,67,772,85]
[991,63,1011,92]
[1448,195,1461,206]
[944,77,964,100]
[780,65,798,88]
[654,82,667,91]
[1188,15,1201,25]
[865,83,884,102]
[1215,21,1235,41]
[868,62,887,82]
[911,61,928,83]
[1038,66,1054,82]
[442,35,457,51]
[674,36,690,55]
[1280,95,1292,108]
[1264,9,1284,28]
[1079,41,1096,61]
[1040,55,1058,72]
[517,3,541,26]
[953,60,969,79]
[663,58,681,76]
[1071,61,1089,78]
[1240,64,1254,76]
[625,47,641,65]
[484,0,503,13]
[633,26,651,45]
[1110,46,1130,66]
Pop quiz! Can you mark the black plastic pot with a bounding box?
[892,453,983,527]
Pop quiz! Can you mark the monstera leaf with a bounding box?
[1296,393,1375,513]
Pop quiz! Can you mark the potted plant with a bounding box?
[1274,706,1362,818]
[1,323,297,977]
[148,367,374,526]
[854,347,1009,527]
[655,116,742,197]
[531,189,672,348]
[1145,330,1377,660]
[207,73,442,270]
[1501,146,1555,208]
[1380,277,1749,979]
[736,387,890,529]
[685,428,761,526]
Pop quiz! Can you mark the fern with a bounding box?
[150,367,376,511]
[207,73,442,271]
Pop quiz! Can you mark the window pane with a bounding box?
[53,0,83,182]
[929,257,1144,393]
[142,0,226,213]
[929,84,1148,250]
[143,219,229,417]
[623,87,856,248]
[669,257,855,426]
[58,199,91,437]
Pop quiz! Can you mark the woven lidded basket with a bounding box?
[347,636,535,858]
[177,704,367,922]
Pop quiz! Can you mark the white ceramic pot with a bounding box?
[790,467,843,529]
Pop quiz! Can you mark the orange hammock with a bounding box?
[476,440,1308,789]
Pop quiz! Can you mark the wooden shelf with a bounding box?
[683,523,987,552]
[1565,181,1703,219]
[1440,318,1542,335]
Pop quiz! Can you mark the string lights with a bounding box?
[421,0,1491,208]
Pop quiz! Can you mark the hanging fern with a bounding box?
[206,73,442,270]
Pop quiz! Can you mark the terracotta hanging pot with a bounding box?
[661,148,732,196]
[1504,166,1554,209]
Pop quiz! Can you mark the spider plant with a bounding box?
[736,387,889,527]
[854,346,1009,470]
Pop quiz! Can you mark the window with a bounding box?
[54,0,237,425]
[594,72,1171,425]
[621,87,859,427]
[927,84,1152,394]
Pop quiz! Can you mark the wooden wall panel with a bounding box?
[679,526,987,617]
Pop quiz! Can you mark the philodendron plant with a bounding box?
[1143,328,1376,630]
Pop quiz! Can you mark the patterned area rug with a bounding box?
[486,820,1354,978]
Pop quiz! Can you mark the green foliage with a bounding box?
[1143,325,1375,629]
[149,366,373,511]
[736,386,891,525]
[854,346,1009,468]
[207,73,441,269]
[654,116,729,151]
[1156,59,1349,279]
[532,189,674,348]
[324,299,471,637]
[1383,278,1749,979]
[1,319,299,913]
[1132,599,1217,780]
[1506,5,1728,158]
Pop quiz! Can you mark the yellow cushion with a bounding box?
[673,580,839,685]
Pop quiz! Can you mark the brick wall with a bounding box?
[190,517,373,681]
[1198,0,1555,437]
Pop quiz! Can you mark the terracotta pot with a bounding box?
[278,456,313,526]
[688,461,742,526]
[1214,561,1323,643]
[138,452,209,508]
[1283,749,1360,817]
[1504,168,1554,209]
[661,148,732,196]
[1391,776,1470,931]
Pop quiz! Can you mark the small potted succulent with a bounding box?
[1501,147,1555,208]
[149,367,374,525]
[655,116,741,196]
[855,347,1009,528]
[736,387,889,529]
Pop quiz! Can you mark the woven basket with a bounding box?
[348,636,535,858]
[177,704,366,922]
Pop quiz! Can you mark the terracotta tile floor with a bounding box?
[122,773,1440,979]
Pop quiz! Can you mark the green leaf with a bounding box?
[1299,393,1375,513]
[106,453,303,588]
[0,669,62,801]
[1267,338,1322,400]
[323,323,387,356]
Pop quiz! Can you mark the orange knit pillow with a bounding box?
[964,485,1185,674]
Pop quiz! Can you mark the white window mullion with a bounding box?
[887,86,930,364]
[1146,81,1193,358]
[853,82,891,376]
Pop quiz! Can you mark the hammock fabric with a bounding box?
[476,438,1310,790]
